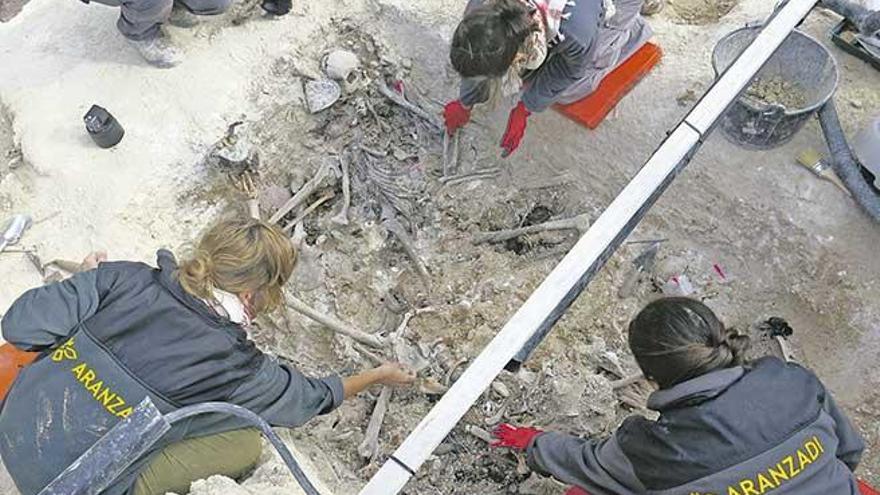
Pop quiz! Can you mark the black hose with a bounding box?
[164,403,321,495]
[819,0,880,34]
[817,101,880,222]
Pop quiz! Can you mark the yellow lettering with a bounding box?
[728,487,743,495]
[80,369,96,387]
[797,449,813,470]
[756,473,776,493]
[107,396,125,414]
[117,407,134,419]
[813,436,824,453]
[71,363,87,379]
[87,380,103,398]
[783,455,800,477]
[96,388,117,408]
[739,480,760,495]
[768,463,790,485]
[805,441,822,461]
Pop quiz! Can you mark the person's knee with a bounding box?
[179,0,233,16]
[122,0,173,17]
[231,429,263,475]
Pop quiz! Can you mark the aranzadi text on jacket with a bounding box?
[693,435,826,495]
[54,337,134,419]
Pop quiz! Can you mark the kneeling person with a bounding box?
[444,0,653,156]
[0,218,414,495]
[493,298,868,495]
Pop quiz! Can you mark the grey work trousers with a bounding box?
[87,0,233,40]
[556,0,653,104]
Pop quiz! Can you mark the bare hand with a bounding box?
[79,251,108,272]
[376,362,416,386]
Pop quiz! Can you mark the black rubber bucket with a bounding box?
[712,27,839,150]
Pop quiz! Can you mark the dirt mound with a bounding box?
[668,0,738,25]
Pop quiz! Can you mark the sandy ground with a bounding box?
[0,0,879,494]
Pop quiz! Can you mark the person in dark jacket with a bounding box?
[0,217,415,495]
[443,0,653,156]
[492,297,871,495]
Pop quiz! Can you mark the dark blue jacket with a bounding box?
[459,0,604,112]
[527,357,865,494]
[0,251,343,495]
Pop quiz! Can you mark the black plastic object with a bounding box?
[711,27,839,150]
[820,0,880,35]
[759,317,794,338]
[261,0,291,16]
[818,101,880,223]
[831,20,880,72]
[84,105,124,149]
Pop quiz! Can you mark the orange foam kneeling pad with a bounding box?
[554,42,662,130]
[0,343,38,401]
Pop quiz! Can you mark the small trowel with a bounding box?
[0,214,32,253]
[618,241,661,298]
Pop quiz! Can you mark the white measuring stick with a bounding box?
[360,1,819,493]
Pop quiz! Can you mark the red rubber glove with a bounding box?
[860,480,880,495]
[443,100,471,136]
[565,487,592,495]
[491,423,543,451]
[500,101,531,157]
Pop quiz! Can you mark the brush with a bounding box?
[795,148,852,196]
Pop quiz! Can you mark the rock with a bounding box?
[322,49,360,81]
[491,381,511,398]
[304,79,341,114]
[189,475,252,495]
[209,122,257,173]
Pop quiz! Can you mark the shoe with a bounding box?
[168,5,200,28]
[127,32,184,68]
[641,0,664,16]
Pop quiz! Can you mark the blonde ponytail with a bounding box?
[178,218,297,315]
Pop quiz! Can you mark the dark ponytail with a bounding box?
[450,0,539,78]
[628,297,750,389]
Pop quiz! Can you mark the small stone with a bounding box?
[491,381,511,398]
[849,99,863,109]
[322,49,361,81]
[304,79,341,114]
[434,443,456,455]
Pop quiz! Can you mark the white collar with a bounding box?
[207,289,251,325]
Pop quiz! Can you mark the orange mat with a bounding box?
[0,343,38,402]
[554,42,662,130]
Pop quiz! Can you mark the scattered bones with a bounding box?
[473,213,592,245]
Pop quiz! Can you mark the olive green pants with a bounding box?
[133,429,262,495]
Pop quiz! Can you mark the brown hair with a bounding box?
[178,218,296,315]
[628,297,750,389]
[450,0,539,78]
